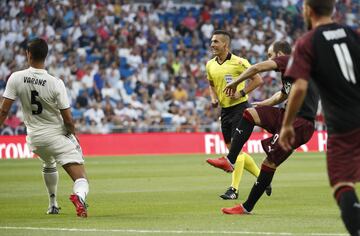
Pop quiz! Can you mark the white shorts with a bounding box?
[28,134,84,166]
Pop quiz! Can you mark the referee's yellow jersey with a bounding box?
[206,53,251,108]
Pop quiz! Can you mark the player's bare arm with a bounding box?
[227,74,263,100]
[241,73,263,97]
[60,108,77,136]
[224,60,277,96]
[252,91,288,107]
[0,97,14,125]
[279,79,309,151]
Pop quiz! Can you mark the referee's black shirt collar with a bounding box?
[216,52,231,65]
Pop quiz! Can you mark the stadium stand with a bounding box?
[0,0,359,134]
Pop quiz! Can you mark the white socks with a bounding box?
[73,178,89,201]
[43,169,59,207]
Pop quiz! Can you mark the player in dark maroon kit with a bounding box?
[206,40,320,214]
[279,0,360,235]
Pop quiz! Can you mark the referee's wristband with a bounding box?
[240,90,246,97]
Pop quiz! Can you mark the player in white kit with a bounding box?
[0,38,89,217]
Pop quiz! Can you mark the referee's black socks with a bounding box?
[334,186,360,236]
[243,164,275,212]
[227,110,255,165]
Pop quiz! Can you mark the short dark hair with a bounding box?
[273,41,292,55]
[212,30,232,43]
[27,38,48,61]
[305,0,335,16]
[213,30,232,38]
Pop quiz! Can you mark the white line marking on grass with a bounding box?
[0,226,347,236]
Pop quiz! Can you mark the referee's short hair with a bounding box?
[212,30,232,43]
[27,38,48,62]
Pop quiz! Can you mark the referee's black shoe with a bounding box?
[220,187,238,200]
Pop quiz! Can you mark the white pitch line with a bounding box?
[0,226,348,236]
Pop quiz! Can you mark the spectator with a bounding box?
[84,103,105,125]
[173,83,188,101]
[2,0,357,134]
[200,19,214,42]
[182,12,197,32]
[76,90,90,109]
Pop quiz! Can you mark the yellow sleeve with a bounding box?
[239,58,252,71]
[206,61,214,86]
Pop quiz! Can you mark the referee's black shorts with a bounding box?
[221,101,251,144]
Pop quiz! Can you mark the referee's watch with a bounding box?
[240,90,246,97]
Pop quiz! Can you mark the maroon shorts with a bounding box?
[256,106,315,166]
[327,128,360,187]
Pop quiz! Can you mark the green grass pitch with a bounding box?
[0,152,356,236]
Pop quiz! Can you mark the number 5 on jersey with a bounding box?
[31,90,43,115]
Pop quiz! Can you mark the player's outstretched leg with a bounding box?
[222,163,276,215]
[242,164,275,212]
[63,163,89,218]
[42,161,60,214]
[243,152,272,196]
[334,185,360,236]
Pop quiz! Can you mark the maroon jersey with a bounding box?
[273,55,319,121]
[285,23,360,134]
[272,55,291,95]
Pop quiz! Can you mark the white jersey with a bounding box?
[3,67,70,145]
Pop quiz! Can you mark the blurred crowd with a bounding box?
[0,0,359,135]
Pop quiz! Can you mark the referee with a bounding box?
[206,30,271,199]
